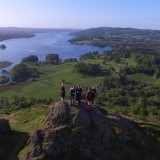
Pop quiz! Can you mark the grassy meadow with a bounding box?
[1,57,160,100]
[0,62,103,100]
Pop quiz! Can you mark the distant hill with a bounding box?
[69,27,160,53]
[0,27,35,41]
[0,27,80,41]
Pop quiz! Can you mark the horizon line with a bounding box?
[0,26,160,31]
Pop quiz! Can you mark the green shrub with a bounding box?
[45,54,60,64]
[0,75,9,84]
[74,62,101,76]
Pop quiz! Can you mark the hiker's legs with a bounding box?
[61,94,65,102]
[91,98,94,104]
[70,96,74,106]
[77,96,81,106]
[91,95,95,104]
[73,96,75,105]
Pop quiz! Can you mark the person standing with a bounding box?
[60,84,66,101]
[70,85,76,106]
[76,85,82,106]
[86,87,92,104]
[91,86,97,104]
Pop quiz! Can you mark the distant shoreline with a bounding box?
[0,34,35,42]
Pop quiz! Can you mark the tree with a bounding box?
[22,55,38,63]
[154,70,160,78]
[10,63,37,82]
[45,54,60,64]
[0,76,9,84]
[74,62,101,76]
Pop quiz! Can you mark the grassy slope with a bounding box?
[1,105,47,160]
[128,73,160,85]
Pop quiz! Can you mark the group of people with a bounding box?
[60,84,98,107]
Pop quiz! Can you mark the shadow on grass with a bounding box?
[2,130,29,160]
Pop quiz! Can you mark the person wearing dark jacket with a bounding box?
[91,86,97,104]
[60,83,66,101]
[70,85,76,106]
[76,85,82,106]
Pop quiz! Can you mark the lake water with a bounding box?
[0,31,110,74]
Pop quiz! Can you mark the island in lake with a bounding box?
[0,44,6,49]
[0,61,12,69]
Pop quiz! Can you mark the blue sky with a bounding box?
[0,0,160,29]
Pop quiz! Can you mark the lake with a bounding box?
[0,31,110,74]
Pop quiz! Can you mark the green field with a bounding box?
[0,62,103,100]
[1,58,159,100]
[128,73,160,85]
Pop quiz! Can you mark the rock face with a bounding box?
[0,119,11,134]
[0,134,4,156]
[0,119,11,157]
[25,102,150,160]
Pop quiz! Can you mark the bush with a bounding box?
[139,107,149,116]
[147,96,160,106]
[74,62,101,76]
[112,96,129,106]
[0,76,9,84]
[10,63,38,82]
[131,105,140,115]
[80,51,100,60]
[22,55,38,63]
[147,106,159,116]
[0,96,54,112]
[63,58,77,63]
[154,70,160,78]
[45,54,60,64]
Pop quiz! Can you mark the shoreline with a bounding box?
[0,34,35,42]
[0,61,13,69]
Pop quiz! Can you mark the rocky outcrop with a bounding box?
[0,119,11,157]
[25,102,151,160]
[0,134,4,156]
[0,119,11,134]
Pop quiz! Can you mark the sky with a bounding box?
[0,0,160,29]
